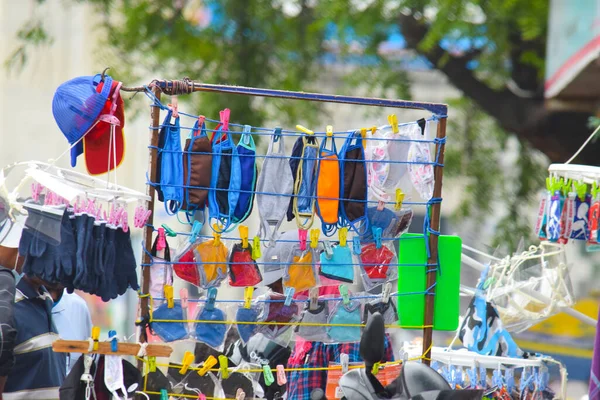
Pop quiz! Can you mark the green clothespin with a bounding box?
[148,356,156,372]
[573,181,588,201]
[252,236,261,260]
[263,364,275,386]
[161,224,177,237]
[372,362,381,375]
[339,284,350,305]
[561,179,572,197]
[592,182,600,199]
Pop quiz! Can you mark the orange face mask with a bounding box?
[195,239,228,287]
[284,247,317,292]
[316,133,340,236]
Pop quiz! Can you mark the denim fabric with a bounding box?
[151,301,188,342]
[235,306,260,343]
[194,306,227,349]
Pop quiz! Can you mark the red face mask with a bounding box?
[359,243,394,280]
[173,249,201,286]
[228,243,262,287]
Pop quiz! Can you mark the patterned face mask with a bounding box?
[339,131,369,235]
[407,120,434,201]
[319,243,354,283]
[228,243,262,287]
[327,300,362,343]
[296,301,328,341]
[149,234,172,309]
[256,129,294,244]
[315,133,340,235]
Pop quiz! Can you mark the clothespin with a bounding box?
[326,125,333,137]
[179,351,195,374]
[164,285,174,308]
[108,330,118,352]
[340,353,349,374]
[561,178,573,197]
[189,220,202,243]
[236,388,246,400]
[592,182,600,199]
[180,288,189,311]
[244,287,254,309]
[370,126,377,135]
[218,355,229,379]
[263,364,275,386]
[372,226,382,249]
[91,326,100,351]
[157,228,166,251]
[284,287,295,306]
[309,287,319,311]
[212,224,221,246]
[352,236,361,255]
[197,115,206,128]
[205,287,217,311]
[360,127,367,148]
[220,108,231,133]
[239,225,249,248]
[160,389,168,400]
[372,362,381,376]
[251,236,261,260]
[339,227,348,247]
[296,125,314,135]
[323,240,333,259]
[395,189,405,211]
[492,364,503,388]
[148,356,156,372]
[310,229,319,249]
[198,355,217,376]
[382,282,392,304]
[573,181,588,201]
[198,393,206,400]
[388,114,399,134]
[298,229,308,251]
[168,95,179,118]
[276,365,287,385]
[161,224,177,237]
[339,284,350,305]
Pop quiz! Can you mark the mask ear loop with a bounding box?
[293,136,318,230]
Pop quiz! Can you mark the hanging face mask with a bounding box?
[151,300,189,342]
[159,112,184,214]
[195,237,228,288]
[257,291,300,339]
[319,241,354,283]
[182,118,212,213]
[232,125,257,224]
[284,246,317,292]
[287,134,307,222]
[208,109,241,232]
[363,299,398,325]
[296,301,329,341]
[327,300,362,343]
[407,120,434,201]
[359,242,395,287]
[364,206,413,240]
[104,354,128,400]
[339,130,369,235]
[293,134,320,230]
[194,303,228,350]
[315,131,340,235]
[229,242,262,287]
[236,305,261,343]
[256,129,294,244]
[173,243,202,287]
[150,233,173,309]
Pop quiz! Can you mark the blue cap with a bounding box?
[52,74,113,167]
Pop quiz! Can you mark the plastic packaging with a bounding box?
[407,121,434,201]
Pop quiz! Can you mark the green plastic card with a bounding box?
[397,233,461,331]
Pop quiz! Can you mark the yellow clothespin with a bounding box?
[212,224,221,246]
[179,351,195,375]
[296,125,314,135]
[164,285,174,308]
[310,229,319,249]
[339,227,348,247]
[370,126,377,135]
[360,127,367,148]
[91,326,100,351]
[326,125,333,137]
[388,114,399,134]
[395,189,405,211]
[239,225,249,248]
[148,356,156,373]
[219,355,230,379]
[198,355,218,376]
[244,287,254,309]
[252,236,261,260]
[372,362,381,375]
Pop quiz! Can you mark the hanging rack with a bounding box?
[548,163,600,184]
[52,339,172,357]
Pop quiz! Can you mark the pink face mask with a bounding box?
[407,121,434,201]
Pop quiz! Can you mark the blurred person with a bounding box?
[48,286,92,373]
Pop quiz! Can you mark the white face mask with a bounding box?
[104,355,127,400]
[407,121,434,201]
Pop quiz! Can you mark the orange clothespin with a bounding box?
[179,351,195,375]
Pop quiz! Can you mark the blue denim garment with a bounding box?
[151,301,188,342]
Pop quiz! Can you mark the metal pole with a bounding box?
[139,88,161,345]
[422,117,447,365]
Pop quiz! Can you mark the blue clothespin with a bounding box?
[492,365,503,388]
[189,220,203,243]
[372,226,382,249]
[538,367,549,391]
[467,367,477,388]
[479,366,487,388]
[352,236,361,255]
[505,368,515,393]
[108,330,118,352]
[323,240,334,259]
[519,367,528,392]
[206,287,218,311]
[284,287,295,306]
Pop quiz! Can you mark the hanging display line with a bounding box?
[121,79,449,367]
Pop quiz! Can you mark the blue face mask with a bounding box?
[293,137,319,230]
[194,305,227,349]
[232,125,257,224]
[319,244,354,283]
[208,109,241,232]
[151,301,189,342]
[235,305,260,343]
[327,300,362,343]
[339,131,369,235]
[159,112,184,215]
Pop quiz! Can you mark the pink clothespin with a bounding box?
[87,199,96,216]
[121,208,129,232]
[377,200,386,211]
[180,288,189,310]
[95,204,103,220]
[168,96,179,118]
[298,229,308,251]
[276,364,287,385]
[220,108,231,133]
[197,115,206,128]
[31,183,44,202]
[157,228,166,251]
